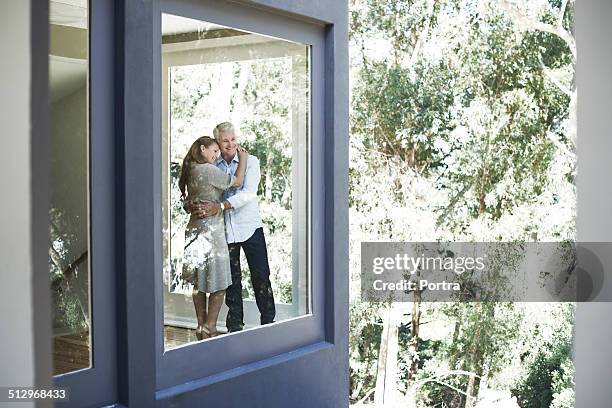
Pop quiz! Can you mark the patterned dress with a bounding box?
[182,162,235,293]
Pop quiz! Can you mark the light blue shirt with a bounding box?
[216,153,264,244]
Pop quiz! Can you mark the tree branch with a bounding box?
[498,0,576,60]
[538,55,573,97]
[355,386,376,405]
[558,0,570,29]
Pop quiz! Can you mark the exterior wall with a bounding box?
[575,1,612,407]
[15,0,612,407]
[0,1,35,397]
[120,0,349,406]
[0,1,53,408]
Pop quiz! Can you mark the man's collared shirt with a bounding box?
[216,153,263,244]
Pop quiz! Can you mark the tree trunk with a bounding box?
[449,320,461,369]
[265,151,273,201]
[404,385,418,408]
[374,304,391,406]
[374,303,402,406]
[477,364,490,402]
[407,289,422,383]
[465,373,476,408]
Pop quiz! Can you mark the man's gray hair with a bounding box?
[213,122,235,140]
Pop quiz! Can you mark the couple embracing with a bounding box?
[179,122,276,340]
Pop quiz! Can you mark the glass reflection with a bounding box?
[49,0,91,374]
[162,14,310,348]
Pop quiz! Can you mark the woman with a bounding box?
[178,136,248,339]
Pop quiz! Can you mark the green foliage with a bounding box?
[446,303,520,377]
[512,304,574,408]
[512,341,573,408]
[348,0,575,405]
[349,301,384,402]
[351,0,574,226]
[241,119,292,204]
[398,330,443,384]
[54,285,87,333]
[167,55,300,303]
[417,363,467,408]
[351,60,456,172]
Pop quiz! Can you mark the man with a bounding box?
[189,122,276,332]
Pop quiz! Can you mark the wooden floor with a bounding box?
[164,325,228,349]
[164,325,200,349]
[53,332,90,376]
[53,326,226,375]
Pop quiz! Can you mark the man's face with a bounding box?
[217,129,238,158]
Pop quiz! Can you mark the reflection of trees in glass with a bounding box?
[169,54,304,304]
[348,0,575,406]
[49,207,89,333]
[169,161,190,292]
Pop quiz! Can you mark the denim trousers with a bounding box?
[225,227,276,331]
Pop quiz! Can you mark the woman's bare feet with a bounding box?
[201,325,219,339]
[196,325,204,341]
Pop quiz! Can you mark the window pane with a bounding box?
[161,13,310,349]
[49,0,91,375]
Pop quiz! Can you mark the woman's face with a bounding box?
[200,142,220,164]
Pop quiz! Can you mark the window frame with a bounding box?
[156,0,324,391]
[120,0,337,401]
[28,0,349,404]
[51,0,118,406]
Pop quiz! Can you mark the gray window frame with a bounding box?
[119,0,348,405]
[49,1,119,407]
[156,0,322,390]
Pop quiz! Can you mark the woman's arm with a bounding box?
[231,148,248,187]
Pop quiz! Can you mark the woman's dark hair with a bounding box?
[178,136,217,198]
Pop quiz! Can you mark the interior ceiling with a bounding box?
[50,57,87,103]
[48,8,270,99]
[49,2,256,36]
[50,0,87,100]
[162,14,231,36]
[50,0,87,29]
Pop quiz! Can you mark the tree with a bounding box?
[348,0,576,406]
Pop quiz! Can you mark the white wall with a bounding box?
[575,1,612,407]
[50,85,88,265]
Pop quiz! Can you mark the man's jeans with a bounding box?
[226,227,276,332]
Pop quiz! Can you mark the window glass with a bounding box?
[49,0,91,375]
[161,13,310,349]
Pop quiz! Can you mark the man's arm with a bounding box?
[226,156,260,209]
[184,199,210,218]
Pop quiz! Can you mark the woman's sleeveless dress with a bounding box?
[182,162,235,293]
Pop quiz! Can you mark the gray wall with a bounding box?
[0,1,53,407]
[0,1,36,407]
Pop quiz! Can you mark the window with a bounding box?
[49,0,91,376]
[161,13,311,349]
[48,2,117,405]
[36,0,345,403]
